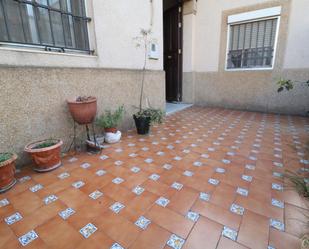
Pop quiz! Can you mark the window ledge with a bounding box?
[225,67,274,72]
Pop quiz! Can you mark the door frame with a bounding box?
[163,0,183,102]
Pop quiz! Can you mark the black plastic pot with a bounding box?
[133,115,151,135]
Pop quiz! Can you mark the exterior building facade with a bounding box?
[0,0,308,164]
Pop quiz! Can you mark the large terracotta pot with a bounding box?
[24,139,63,172]
[0,154,17,193]
[67,97,97,125]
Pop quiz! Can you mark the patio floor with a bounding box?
[1,107,308,249]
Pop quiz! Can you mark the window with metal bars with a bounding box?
[226,18,279,69]
[0,0,91,53]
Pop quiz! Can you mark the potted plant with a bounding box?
[0,153,17,192]
[96,106,125,133]
[24,139,63,172]
[67,96,97,125]
[133,28,164,135]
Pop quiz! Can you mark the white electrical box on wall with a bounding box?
[148,42,159,60]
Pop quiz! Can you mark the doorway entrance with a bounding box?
[163,0,183,102]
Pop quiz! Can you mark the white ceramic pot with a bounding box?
[86,135,105,149]
[105,131,122,144]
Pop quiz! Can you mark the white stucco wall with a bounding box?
[283,0,309,69]
[0,0,163,70]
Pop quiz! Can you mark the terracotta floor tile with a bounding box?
[285,203,309,238]
[217,237,249,249]
[0,221,15,248]
[57,188,90,209]
[75,231,114,249]
[168,187,199,215]
[36,216,82,249]
[146,204,194,238]
[9,191,43,216]
[183,217,222,249]
[210,182,236,209]
[192,200,242,230]
[237,210,269,249]
[269,228,301,249]
[130,223,171,249]
[95,210,141,248]
[101,183,136,204]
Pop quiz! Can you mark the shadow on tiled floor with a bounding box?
[1,107,308,249]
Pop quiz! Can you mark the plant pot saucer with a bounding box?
[0,178,17,193]
[86,135,105,150]
[32,162,62,173]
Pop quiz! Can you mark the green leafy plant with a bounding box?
[0,153,13,163]
[277,78,309,92]
[96,106,125,129]
[134,108,164,124]
[33,139,57,149]
[284,170,309,201]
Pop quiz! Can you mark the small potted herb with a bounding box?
[0,153,17,192]
[67,96,97,125]
[24,139,63,172]
[96,106,125,133]
[133,28,164,135]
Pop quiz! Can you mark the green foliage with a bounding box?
[277,78,309,92]
[284,170,309,201]
[33,139,57,149]
[0,153,13,163]
[134,108,164,124]
[96,106,125,129]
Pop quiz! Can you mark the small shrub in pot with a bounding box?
[0,153,17,192]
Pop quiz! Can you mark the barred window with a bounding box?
[226,18,279,69]
[0,0,91,53]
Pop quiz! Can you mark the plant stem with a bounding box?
[139,34,148,112]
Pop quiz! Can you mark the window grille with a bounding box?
[0,0,91,53]
[227,18,278,69]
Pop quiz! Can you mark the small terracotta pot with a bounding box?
[24,139,63,172]
[0,154,17,193]
[104,127,117,133]
[67,97,97,125]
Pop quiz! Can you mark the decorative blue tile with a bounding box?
[100,155,109,161]
[0,198,10,207]
[58,172,70,179]
[80,223,97,238]
[166,234,185,249]
[167,145,174,150]
[208,178,220,185]
[227,152,235,156]
[270,219,285,231]
[222,226,238,241]
[245,164,255,170]
[208,147,215,152]
[68,157,78,163]
[149,174,160,181]
[96,169,107,176]
[115,160,123,166]
[268,246,276,249]
[18,230,38,246]
[5,212,23,225]
[110,202,125,213]
[199,192,210,201]
[273,162,283,168]
[171,182,183,190]
[242,175,253,182]
[131,166,141,173]
[155,197,170,207]
[145,158,154,164]
[110,243,125,249]
[186,211,199,222]
[129,153,138,158]
[81,162,91,169]
[19,176,31,183]
[141,147,149,151]
[216,168,226,174]
[112,177,124,184]
[29,184,43,193]
[59,208,75,220]
[236,187,249,197]
[115,148,123,153]
[163,164,172,170]
[201,154,209,158]
[89,190,103,200]
[272,172,283,178]
[222,159,231,164]
[272,183,283,191]
[183,149,190,154]
[157,151,165,156]
[135,216,151,230]
[72,181,85,189]
[193,161,202,167]
[230,203,245,215]
[183,170,194,177]
[132,186,145,195]
[174,156,182,161]
[128,143,136,147]
[271,198,284,209]
[43,195,58,205]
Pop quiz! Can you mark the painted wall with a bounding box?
[0,0,163,70]
[182,0,309,114]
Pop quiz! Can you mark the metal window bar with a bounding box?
[0,0,92,53]
[227,18,277,69]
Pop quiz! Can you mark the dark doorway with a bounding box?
[164,0,183,102]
